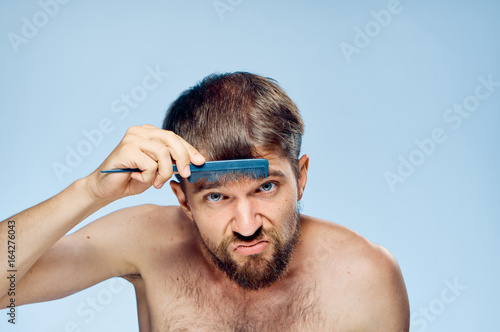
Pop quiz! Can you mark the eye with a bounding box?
[206,193,224,202]
[259,182,276,192]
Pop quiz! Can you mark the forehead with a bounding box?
[188,151,293,194]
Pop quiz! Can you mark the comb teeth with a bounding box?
[188,169,267,184]
[173,159,269,183]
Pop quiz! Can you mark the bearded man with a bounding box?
[0,72,409,331]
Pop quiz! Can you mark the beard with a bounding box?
[196,209,301,291]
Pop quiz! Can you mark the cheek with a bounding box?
[190,208,229,243]
[279,190,300,226]
[263,195,297,232]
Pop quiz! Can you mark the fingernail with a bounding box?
[156,182,164,189]
[184,165,191,177]
[194,153,204,163]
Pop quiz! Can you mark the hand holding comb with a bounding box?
[101,159,269,183]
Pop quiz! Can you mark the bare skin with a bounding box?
[0,125,409,331]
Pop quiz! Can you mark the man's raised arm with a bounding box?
[0,177,109,299]
[0,124,204,303]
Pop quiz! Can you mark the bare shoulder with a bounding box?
[73,204,191,275]
[102,204,190,236]
[84,204,188,240]
[299,215,410,331]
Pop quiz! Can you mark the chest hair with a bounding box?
[160,268,326,332]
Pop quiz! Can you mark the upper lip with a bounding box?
[232,240,268,251]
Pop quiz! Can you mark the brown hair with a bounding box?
[162,72,304,179]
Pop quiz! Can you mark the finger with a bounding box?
[130,127,202,178]
[177,136,205,166]
[145,130,194,178]
[150,130,205,173]
[154,154,173,189]
[136,139,174,188]
[125,152,158,185]
[130,171,144,183]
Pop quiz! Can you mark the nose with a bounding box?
[231,199,262,238]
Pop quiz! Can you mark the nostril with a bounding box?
[234,226,263,242]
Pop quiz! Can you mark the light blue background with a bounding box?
[1,0,499,331]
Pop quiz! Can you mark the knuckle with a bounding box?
[158,145,170,156]
[120,135,134,145]
[157,169,173,181]
[120,137,140,151]
[164,130,176,140]
[126,126,140,135]
[146,158,159,169]
[180,155,191,165]
[142,169,156,183]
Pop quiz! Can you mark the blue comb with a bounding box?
[101,159,269,183]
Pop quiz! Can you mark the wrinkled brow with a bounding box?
[192,170,286,194]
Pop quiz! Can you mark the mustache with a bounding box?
[221,227,285,248]
[233,226,264,243]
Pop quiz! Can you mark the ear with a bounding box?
[170,180,194,220]
[297,154,309,201]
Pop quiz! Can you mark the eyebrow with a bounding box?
[192,169,286,194]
